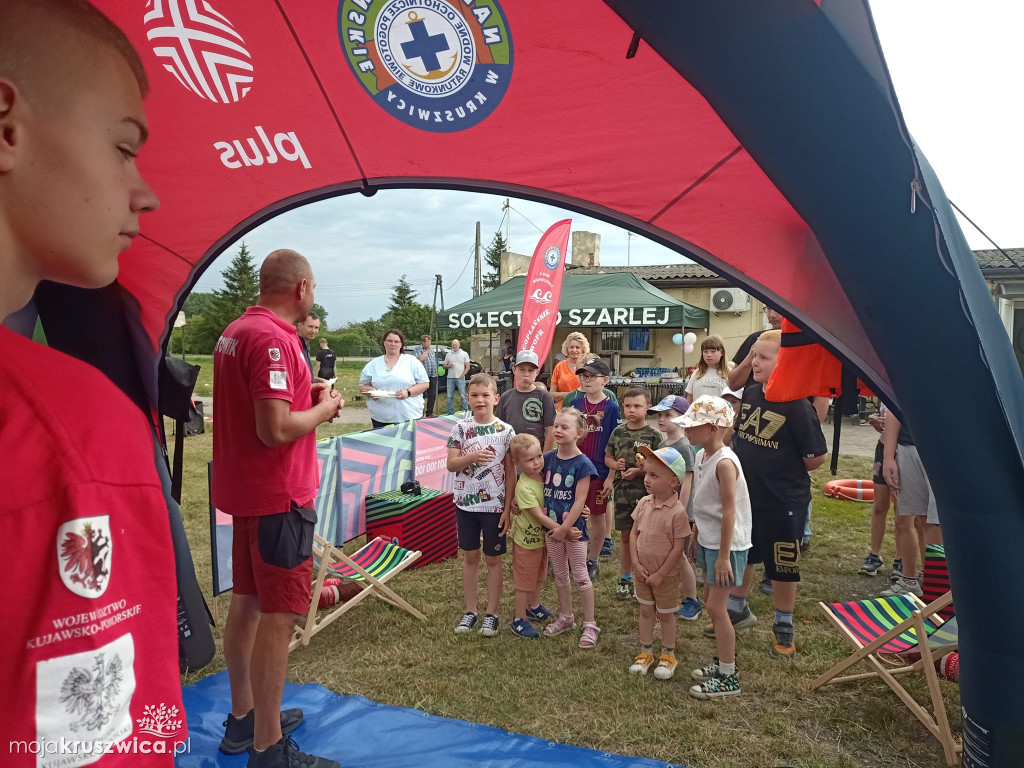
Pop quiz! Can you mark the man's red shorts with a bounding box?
[585,478,609,517]
[232,501,316,614]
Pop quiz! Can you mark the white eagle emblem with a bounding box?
[60,652,125,733]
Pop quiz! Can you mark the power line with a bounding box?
[948,200,1024,275]
[447,243,476,290]
[506,203,544,234]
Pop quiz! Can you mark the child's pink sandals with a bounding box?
[543,614,576,637]
[579,622,601,649]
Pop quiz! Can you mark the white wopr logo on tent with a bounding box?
[144,0,254,104]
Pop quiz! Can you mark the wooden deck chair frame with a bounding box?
[289,534,425,653]
[811,591,960,764]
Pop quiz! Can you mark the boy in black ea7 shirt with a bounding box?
[729,330,826,658]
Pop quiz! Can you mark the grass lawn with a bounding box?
[173,423,958,768]
[183,354,367,408]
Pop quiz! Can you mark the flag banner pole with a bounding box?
[518,219,571,364]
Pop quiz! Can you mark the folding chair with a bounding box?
[289,534,425,652]
[812,591,960,764]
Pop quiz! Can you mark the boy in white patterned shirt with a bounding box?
[447,374,516,637]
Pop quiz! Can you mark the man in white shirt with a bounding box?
[443,338,471,414]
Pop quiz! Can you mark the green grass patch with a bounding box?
[184,355,367,408]
[173,429,957,767]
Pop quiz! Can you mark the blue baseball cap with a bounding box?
[648,395,689,415]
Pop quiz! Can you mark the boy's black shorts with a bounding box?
[746,505,806,582]
[456,508,507,556]
[872,440,886,485]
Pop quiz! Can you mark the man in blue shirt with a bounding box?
[413,334,438,416]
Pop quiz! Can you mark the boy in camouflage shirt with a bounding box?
[604,388,663,598]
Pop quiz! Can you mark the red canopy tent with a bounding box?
[38,0,1022,757]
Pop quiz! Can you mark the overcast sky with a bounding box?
[193,1,1023,329]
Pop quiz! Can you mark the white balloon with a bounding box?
[683,332,697,345]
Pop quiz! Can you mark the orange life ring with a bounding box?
[824,479,874,502]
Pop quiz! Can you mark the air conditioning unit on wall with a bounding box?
[711,288,751,313]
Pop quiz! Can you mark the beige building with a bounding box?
[490,238,1024,378]
[496,231,767,373]
[977,247,1024,375]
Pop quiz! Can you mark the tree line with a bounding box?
[169,238,510,356]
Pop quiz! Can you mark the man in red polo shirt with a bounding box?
[212,249,343,768]
[1,2,184,764]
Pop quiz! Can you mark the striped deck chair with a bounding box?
[812,591,959,764]
[290,534,424,652]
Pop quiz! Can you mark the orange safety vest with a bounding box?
[765,318,873,401]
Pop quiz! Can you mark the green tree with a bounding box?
[482,230,507,290]
[212,241,259,329]
[383,302,433,341]
[388,274,418,313]
[182,291,218,318]
[311,302,329,328]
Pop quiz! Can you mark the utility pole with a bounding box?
[503,198,510,250]
[473,220,483,297]
[627,231,634,267]
[430,273,443,338]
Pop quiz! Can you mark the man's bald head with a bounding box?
[260,249,313,297]
[0,0,147,113]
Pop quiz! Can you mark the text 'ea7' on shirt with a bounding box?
[447,416,515,514]
[732,382,827,511]
[543,451,598,541]
[212,306,318,516]
[1,327,184,764]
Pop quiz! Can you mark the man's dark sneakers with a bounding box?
[247,736,340,767]
[220,709,304,754]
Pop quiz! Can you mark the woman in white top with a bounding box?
[685,335,730,404]
[359,328,430,428]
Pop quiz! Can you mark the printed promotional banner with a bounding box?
[414,415,462,492]
[517,219,571,363]
[211,417,456,594]
[208,465,234,597]
[339,422,415,543]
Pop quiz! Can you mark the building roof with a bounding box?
[564,249,1024,282]
[974,248,1024,273]
[564,263,723,282]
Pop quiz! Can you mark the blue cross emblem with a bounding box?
[401,18,450,73]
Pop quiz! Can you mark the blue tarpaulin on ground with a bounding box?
[177,671,685,768]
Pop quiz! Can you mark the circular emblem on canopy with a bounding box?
[338,0,513,133]
[544,245,561,270]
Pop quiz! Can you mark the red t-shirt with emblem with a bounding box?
[211,306,318,516]
[1,327,184,766]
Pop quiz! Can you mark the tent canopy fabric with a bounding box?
[437,272,708,331]
[34,0,1023,748]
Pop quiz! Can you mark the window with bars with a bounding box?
[598,328,651,353]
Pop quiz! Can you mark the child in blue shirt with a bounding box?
[542,408,601,649]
